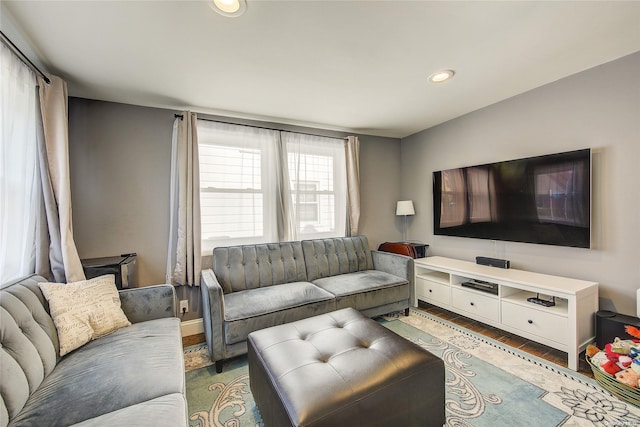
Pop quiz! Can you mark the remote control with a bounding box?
[527,296,556,307]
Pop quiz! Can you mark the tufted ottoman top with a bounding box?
[247,307,445,427]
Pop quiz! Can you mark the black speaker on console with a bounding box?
[476,256,510,269]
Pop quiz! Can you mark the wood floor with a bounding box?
[182,333,205,348]
[181,304,594,379]
[416,302,594,378]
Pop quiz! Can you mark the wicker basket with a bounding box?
[586,355,640,408]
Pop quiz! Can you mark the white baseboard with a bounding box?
[181,318,204,337]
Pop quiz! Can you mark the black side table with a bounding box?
[81,253,137,289]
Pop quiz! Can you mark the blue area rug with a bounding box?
[385,319,568,426]
[184,309,640,426]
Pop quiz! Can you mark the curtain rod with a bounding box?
[0,30,51,84]
[174,114,348,141]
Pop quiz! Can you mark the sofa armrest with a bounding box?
[119,284,177,323]
[371,250,415,304]
[201,269,226,363]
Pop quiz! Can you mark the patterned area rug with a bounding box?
[184,309,640,426]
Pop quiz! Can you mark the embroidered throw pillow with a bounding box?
[39,274,131,356]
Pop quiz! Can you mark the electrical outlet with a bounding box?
[179,300,189,314]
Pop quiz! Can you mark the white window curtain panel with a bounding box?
[0,44,39,282]
[167,111,202,286]
[197,120,280,251]
[280,131,346,241]
[193,120,359,252]
[275,131,295,242]
[37,74,85,282]
[345,136,360,236]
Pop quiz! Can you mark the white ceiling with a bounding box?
[4,0,640,138]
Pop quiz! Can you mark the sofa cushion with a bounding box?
[302,236,374,282]
[224,282,335,345]
[38,275,131,356]
[312,270,410,312]
[69,394,187,427]
[213,242,308,293]
[1,275,58,426]
[8,317,183,427]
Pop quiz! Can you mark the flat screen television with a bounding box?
[433,149,591,248]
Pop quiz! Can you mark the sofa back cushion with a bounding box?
[302,236,373,282]
[1,275,59,427]
[213,242,308,294]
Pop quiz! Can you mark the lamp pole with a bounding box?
[403,214,408,242]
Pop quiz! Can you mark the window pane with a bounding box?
[1,45,39,282]
[282,130,346,240]
[200,191,263,240]
[197,122,347,248]
[298,203,318,222]
[200,145,261,190]
[288,153,337,235]
[295,182,318,203]
[199,144,264,243]
[197,120,279,250]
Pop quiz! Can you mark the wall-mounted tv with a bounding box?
[433,149,591,248]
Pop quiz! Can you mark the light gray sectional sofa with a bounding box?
[201,236,414,372]
[1,274,187,427]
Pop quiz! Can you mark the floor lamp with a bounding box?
[396,200,415,243]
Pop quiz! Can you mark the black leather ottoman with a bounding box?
[247,307,445,427]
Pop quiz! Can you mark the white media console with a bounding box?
[414,256,598,371]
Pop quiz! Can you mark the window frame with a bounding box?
[197,125,278,252]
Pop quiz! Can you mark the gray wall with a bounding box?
[69,53,639,320]
[68,100,174,286]
[68,99,402,320]
[401,52,640,316]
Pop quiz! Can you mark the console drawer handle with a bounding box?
[470,302,475,306]
[528,319,533,324]
[429,289,433,293]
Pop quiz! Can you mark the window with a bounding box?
[282,131,346,240]
[0,44,39,282]
[294,182,319,222]
[197,121,346,250]
[200,145,263,239]
[197,121,279,251]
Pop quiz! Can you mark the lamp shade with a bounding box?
[396,200,415,216]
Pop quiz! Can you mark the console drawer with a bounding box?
[416,277,450,305]
[501,301,568,344]
[451,287,499,322]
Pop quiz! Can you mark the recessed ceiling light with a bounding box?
[210,0,247,17]
[428,69,455,83]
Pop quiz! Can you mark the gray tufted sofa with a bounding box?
[1,274,187,427]
[201,236,414,373]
